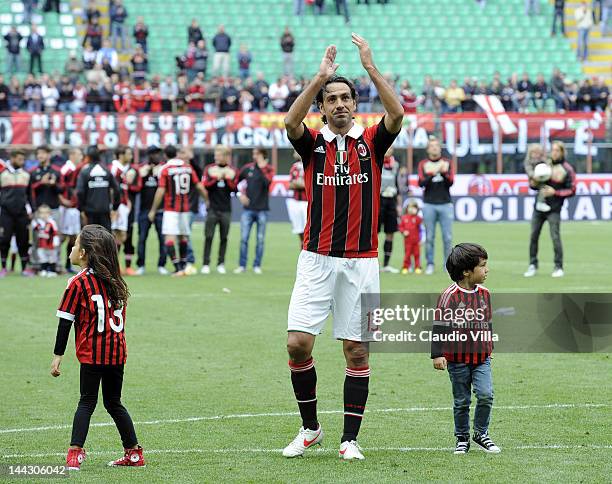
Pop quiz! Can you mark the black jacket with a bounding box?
[76,163,120,214]
[29,164,61,209]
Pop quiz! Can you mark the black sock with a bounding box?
[383,240,392,267]
[179,240,188,271]
[10,253,17,271]
[289,358,318,431]
[1,257,6,270]
[341,367,370,443]
[166,242,180,272]
[20,256,29,272]
[125,254,132,268]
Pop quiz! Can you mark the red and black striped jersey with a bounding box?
[289,161,307,202]
[56,269,127,365]
[60,160,78,208]
[432,283,493,365]
[158,158,200,212]
[289,118,399,258]
[33,218,59,249]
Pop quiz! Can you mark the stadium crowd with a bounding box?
[3,0,611,115]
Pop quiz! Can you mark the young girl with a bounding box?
[50,224,145,470]
[399,200,423,274]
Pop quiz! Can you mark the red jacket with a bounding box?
[399,214,422,242]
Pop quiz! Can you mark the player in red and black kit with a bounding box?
[148,145,207,276]
[431,243,500,455]
[51,225,145,470]
[282,35,403,460]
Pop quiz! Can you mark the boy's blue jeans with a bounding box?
[447,357,493,437]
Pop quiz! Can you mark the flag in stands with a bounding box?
[474,95,518,135]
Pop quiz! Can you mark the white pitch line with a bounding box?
[0,403,608,435]
[3,445,612,459]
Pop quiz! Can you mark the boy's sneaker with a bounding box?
[124,267,137,276]
[381,265,399,274]
[524,264,537,277]
[0,268,7,278]
[21,269,35,277]
[339,440,364,460]
[472,433,501,453]
[454,437,470,454]
[200,265,211,275]
[39,270,48,277]
[108,446,145,467]
[184,263,197,276]
[414,267,423,274]
[282,425,323,458]
[171,270,186,278]
[233,266,246,274]
[135,267,145,276]
[157,266,169,275]
[551,267,564,278]
[253,266,263,274]
[217,264,226,274]
[401,267,409,275]
[425,264,434,275]
[66,447,86,470]
[47,271,58,278]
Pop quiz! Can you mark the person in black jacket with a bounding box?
[552,0,565,35]
[418,136,454,275]
[76,146,120,231]
[0,150,34,276]
[135,146,167,275]
[26,24,45,74]
[201,145,237,274]
[4,26,23,74]
[524,141,576,278]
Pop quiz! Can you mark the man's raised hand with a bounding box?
[319,45,339,80]
[351,33,374,70]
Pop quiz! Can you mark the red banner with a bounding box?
[0,112,606,158]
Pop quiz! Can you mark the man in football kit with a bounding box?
[282,34,403,460]
[59,148,83,273]
[286,150,308,245]
[148,145,207,276]
[110,146,142,275]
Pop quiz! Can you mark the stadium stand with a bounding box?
[123,0,587,82]
[0,1,79,75]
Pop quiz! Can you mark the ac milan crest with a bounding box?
[357,143,367,157]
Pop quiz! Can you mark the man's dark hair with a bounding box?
[315,76,357,124]
[115,145,129,158]
[254,147,268,159]
[164,145,177,159]
[36,145,50,153]
[445,243,488,283]
[10,149,25,158]
[86,145,100,163]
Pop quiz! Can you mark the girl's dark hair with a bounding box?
[254,147,268,159]
[445,243,488,283]
[315,76,357,124]
[80,225,130,307]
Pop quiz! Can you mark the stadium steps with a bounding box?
[118,0,584,86]
[563,1,612,85]
[0,1,78,77]
[70,0,110,44]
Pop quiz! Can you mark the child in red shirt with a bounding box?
[32,204,60,277]
[399,200,422,274]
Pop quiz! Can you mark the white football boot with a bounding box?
[282,425,323,458]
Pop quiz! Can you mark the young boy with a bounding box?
[32,204,60,277]
[399,200,422,274]
[431,243,501,454]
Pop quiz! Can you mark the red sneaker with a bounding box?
[108,446,145,467]
[66,447,86,470]
[124,267,137,276]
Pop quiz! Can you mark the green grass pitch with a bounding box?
[1,221,611,482]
